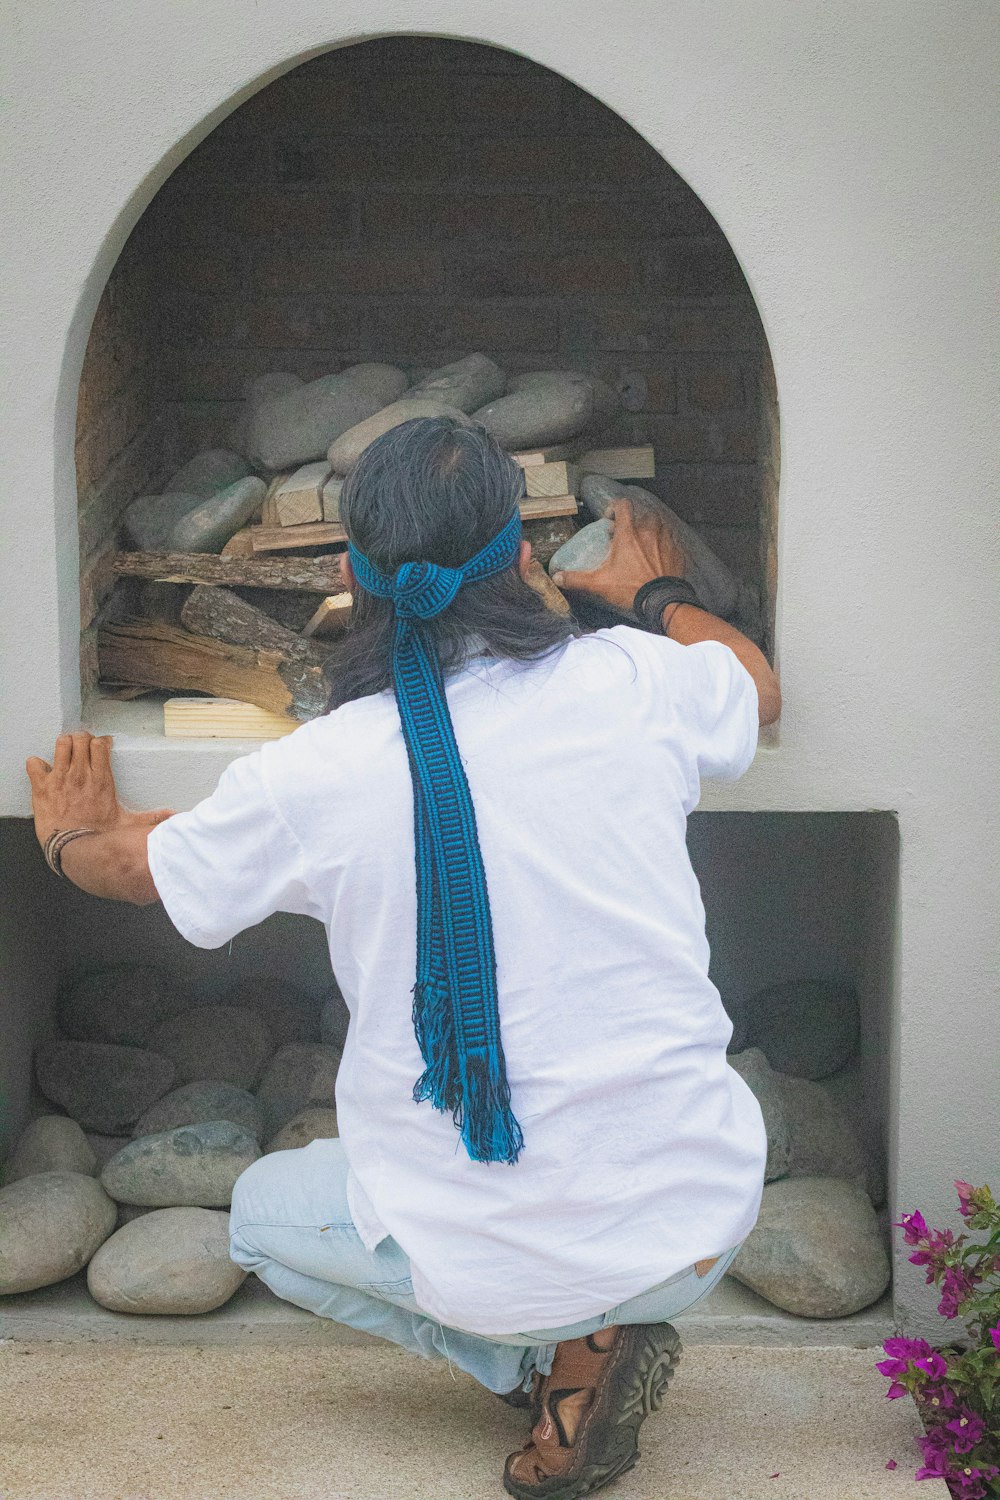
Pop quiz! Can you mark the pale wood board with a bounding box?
[251,522,348,552]
[274,462,331,528]
[302,594,353,639]
[164,697,299,740]
[511,444,575,468]
[523,461,580,499]
[519,495,579,521]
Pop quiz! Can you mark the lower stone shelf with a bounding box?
[0,1271,894,1349]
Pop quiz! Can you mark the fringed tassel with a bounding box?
[457,1048,524,1166]
[412,975,461,1115]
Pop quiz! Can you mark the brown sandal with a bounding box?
[503,1322,681,1499]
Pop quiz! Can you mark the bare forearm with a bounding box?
[60,827,160,905]
[664,604,782,726]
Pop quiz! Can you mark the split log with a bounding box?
[251,522,348,552]
[164,698,299,741]
[112,551,348,595]
[180,587,334,702]
[98,620,329,720]
[522,462,580,499]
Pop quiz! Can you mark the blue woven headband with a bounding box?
[348,509,525,1165]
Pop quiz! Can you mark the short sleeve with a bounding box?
[146,748,323,949]
[680,639,759,782]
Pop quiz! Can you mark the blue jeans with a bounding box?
[229,1140,740,1395]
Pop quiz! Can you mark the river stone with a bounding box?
[328,398,469,474]
[319,995,348,1050]
[132,1081,264,1140]
[88,1208,246,1314]
[727,1050,792,1182]
[0,1171,117,1294]
[219,976,321,1048]
[266,1107,340,1153]
[730,1176,890,1317]
[165,449,253,498]
[146,1006,275,1091]
[123,491,202,550]
[409,354,506,412]
[248,366,406,469]
[101,1120,260,1208]
[85,1132,131,1166]
[3,1116,98,1185]
[580,476,741,620]
[776,1070,869,1185]
[57,964,185,1047]
[473,371,615,449]
[743,980,860,1080]
[169,475,266,553]
[548,519,613,576]
[245,371,303,406]
[35,1040,175,1133]
[256,1044,343,1137]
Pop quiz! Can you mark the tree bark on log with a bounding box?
[112,551,348,594]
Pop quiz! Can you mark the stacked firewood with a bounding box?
[97,353,669,737]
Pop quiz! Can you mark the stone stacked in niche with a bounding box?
[0,963,888,1321]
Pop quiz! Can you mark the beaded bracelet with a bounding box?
[43,827,97,878]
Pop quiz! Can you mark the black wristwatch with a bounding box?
[632,577,701,634]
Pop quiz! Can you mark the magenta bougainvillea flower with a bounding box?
[945,1411,987,1455]
[948,1467,1000,1500]
[989,1321,1000,1352]
[898,1209,929,1245]
[955,1181,976,1218]
[913,1350,950,1380]
[921,1382,958,1413]
[937,1264,980,1319]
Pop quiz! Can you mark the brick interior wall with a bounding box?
[76,36,777,675]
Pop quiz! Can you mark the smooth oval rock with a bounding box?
[319,994,348,1050]
[328,398,469,474]
[123,491,202,550]
[548,519,613,576]
[35,1040,175,1134]
[473,371,615,449]
[340,362,409,406]
[744,980,860,1080]
[580,476,741,620]
[248,369,403,470]
[101,1120,260,1208]
[57,964,185,1047]
[0,1171,117,1294]
[146,1006,275,1090]
[170,476,266,553]
[165,449,252,498]
[256,1044,343,1137]
[409,354,506,412]
[219,976,322,1048]
[87,1207,246,1314]
[266,1107,340,1154]
[730,1176,890,1318]
[728,1050,792,1183]
[132,1081,263,1140]
[85,1132,132,1167]
[3,1116,97,1185]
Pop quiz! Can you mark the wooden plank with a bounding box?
[523,462,580,499]
[302,594,353,639]
[577,445,655,480]
[322,476,344,523]
[112,550,348,594]
[274,461,331,527]
[260,470,293,526]
[511,444,575,468]
[164,697,299,740]
[251,522,348,552]
[524,560,571,617]
[519,495,579,521]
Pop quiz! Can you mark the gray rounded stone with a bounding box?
[219,976,321,1048]
[0,1171,117,1294]
[409,354,506,412]
[35,1040,175,1134]
[132,1081,263,1140]
[146,1006,275,1090]
[101,1120,260,1208]
[728,1050,792,1183]
[57,964,185,1047]
[266,1107,340,1154]
[85,1132,132,1167]
[730,1176,890,1318]
[744,980,860,1080]
[473,371,615,449]
[170,475,267,553]
[256,1044,343,1137]
[548,519,613,576]
[580,476,741,620]
[164,449,252,498]
[248,366,406,470]
[123,491,202,550]
[328,398,469,475]
[244,371,303,406]
[3,1116,98,1186]
[319,994,348,1050]
[87,1207,246,1314]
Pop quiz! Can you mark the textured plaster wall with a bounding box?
[0,0,997,1332]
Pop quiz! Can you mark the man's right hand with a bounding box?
[551,500,688,612]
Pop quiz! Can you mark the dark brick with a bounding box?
[253,297,371,350]
[465,136,578,185]
[697,526,762,584]
[565,302,764,353]
[167,245,243,295]
[639,465,760,526]
[168,296,253,349]
[611,364,678,414]
[684,362,746,412]
[646,240,749,297]
[292,134,462,187]
[638,413,757,466]
[364,192,549,240]
[255,244,444,295]
[452,250,642,298]
[574,134,667,186]
[371,300,560,354]
[453,75,563,133]
[75,379,153,492]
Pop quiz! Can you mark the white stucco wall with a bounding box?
[0,0,997,1331]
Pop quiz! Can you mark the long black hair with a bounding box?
[327,416,574,708]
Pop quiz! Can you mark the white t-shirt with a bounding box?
[147,627,767,1336]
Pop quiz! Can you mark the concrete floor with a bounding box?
[0,1340,942,1500]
